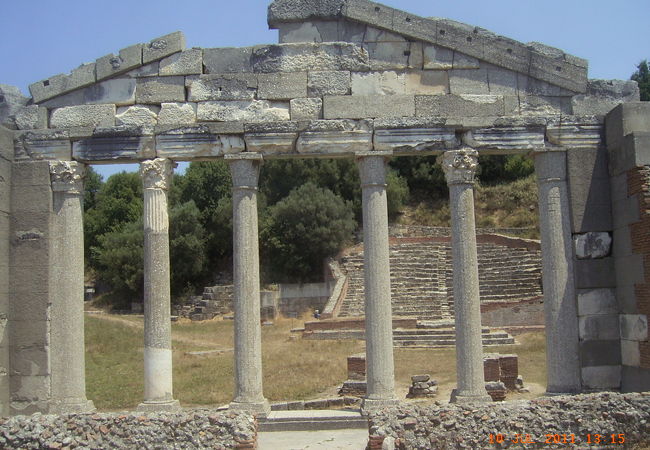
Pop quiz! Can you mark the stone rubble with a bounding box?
[0,409,256,449]
[406,375,438,398]
[368,392,650,449]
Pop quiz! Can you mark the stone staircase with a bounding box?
[175,284,234,320]
[392,326,515,348]
[338,236,542,320]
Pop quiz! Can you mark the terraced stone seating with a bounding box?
[176,285,234,320]
[338,235,542,320]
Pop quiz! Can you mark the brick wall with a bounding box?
[628,166,650,369]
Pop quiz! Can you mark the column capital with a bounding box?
[438,148,479,185]
[141,158,174,191]
[228,155,262,190]
[49,161,85,194]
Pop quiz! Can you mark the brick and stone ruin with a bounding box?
[0,0,648,423]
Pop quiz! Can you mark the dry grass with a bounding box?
[86,314,547,411]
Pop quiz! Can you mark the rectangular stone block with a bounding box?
[373,128,457,153]
[41,78,137,109]
[580,340,621,367]
[66,63,96,92]
[135,76,185,104]
[10,320,49,348]
[96,43,143,81]
[612,227,632,258]
[449,68,489,95]
[519,95,572,115]
[197,100,290,122]
[620,314,648,341]
[323,95,414,119]
[15,105,48,130]
[9,161,50,187]
[486,65,518,95]
[605,102,650,152]
[609,132,650,177]
[158,102,197,125]
[203,47,253,73]
[614,254,644,289]
[258,72,308,100]
[290,98,322,120]
[415,94,504,117]
[126,62,160,78]
[296,130,372,155]
[143,31,186,64]
[434,18,485,61]
[363,41,423,70]
[567,147,612,232]
[244,133,297,154]
[9,374,50,402]
[155,133,244,159]
[364,26,406,43]
[73,135,155,163]
[577,288,617,316]
[579,314,620,340]
[159,48,202,76]
[423,45,453,70]
[581,365,621,389]
[14,131,72,162]
[466,126,544,151]
[251,43,370,73]
[621,365,650,392]
[575,258,616,288]
[621,340,640,366]
[10,347,49,376]
[351,71,405,96]
[187,74,257,101]
[50,104,116,129]
[483,35,530,74]
[9,289,50,322]
[0,162,10,214]
[342,0,395,36]
[308,71,351,97]
[29,73,69,104]
[611,195,639,228]
[278,20,339,43]
[616,284,638,315]
[10,185,53,214]
[529,51,587,94]
[405,71,448,95]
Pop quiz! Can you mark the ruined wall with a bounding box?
[0,126,12,416]
[8,161,54,414]
[606,103,650,391]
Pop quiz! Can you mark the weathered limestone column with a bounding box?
[226,153,270,417]
[438,149,491,403]
[49,161,95,414]
[356,152,397,411]
[138,158,180,411]
[534,151,581,394]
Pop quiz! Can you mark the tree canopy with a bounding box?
[631,60,650,101]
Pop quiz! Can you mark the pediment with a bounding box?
[268,0,588,93]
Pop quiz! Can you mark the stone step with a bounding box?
[258,410,368,432]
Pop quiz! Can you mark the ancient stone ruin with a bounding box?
[0,0,648,421]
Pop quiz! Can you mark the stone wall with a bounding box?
[0,127,12,416]
[605,103,650,392]
[278,281,333,316]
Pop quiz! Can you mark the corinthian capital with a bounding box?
[438,148,479,185]
[49,161,85,194]
[140,158,174,190]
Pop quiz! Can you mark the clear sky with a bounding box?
[1,0,648,179]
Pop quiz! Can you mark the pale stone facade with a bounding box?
[0,0,648,415]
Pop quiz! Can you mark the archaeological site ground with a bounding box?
[0,0,649,447]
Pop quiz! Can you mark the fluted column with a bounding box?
[534,151,581,394]
[226,153,269,417]
[49,161,95,414]
[438,149,491,403]
[138,158,180,411]
[356,152,397,412]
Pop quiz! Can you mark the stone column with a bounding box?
[49,161,95,414]
[226,153,269,417]
[356,152,397,411]
[438,149,491,403]
[534,151,581,394]
[138,158,180,411]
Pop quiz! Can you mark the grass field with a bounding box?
[85,313,547,410]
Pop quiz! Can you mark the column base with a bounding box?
[229,399,271,418]
[361,397,399,415]
[449,389,492,404]
[49,399,96,415]
[137,399,181,412]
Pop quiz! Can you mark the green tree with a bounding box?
[261,182,356,282]
[85,171,143,266]
[169,200,209,300]
[83,166,103,211]
[632,60,650,101]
